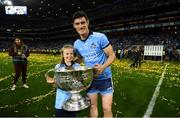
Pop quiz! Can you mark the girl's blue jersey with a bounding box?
[54,63,80,109]
[74,32,112,80]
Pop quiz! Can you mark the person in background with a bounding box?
[9,37,30,91]
[137,47,143,67]
[130,47,138,67]
[45,44,79,117]
[73,10,116,117]
[167,45,173,61]
[119,43,124,60]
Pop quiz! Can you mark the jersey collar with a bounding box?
[61,59,75,67]
[79,31,93,42]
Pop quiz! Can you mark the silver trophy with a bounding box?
[45,66,93,111]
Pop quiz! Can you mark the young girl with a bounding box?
[9,37,30,91]
[46,44,79,117]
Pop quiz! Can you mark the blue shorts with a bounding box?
[86,78,114,95]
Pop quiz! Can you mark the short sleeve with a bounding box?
[100,34,110,49]
[74,48,82,58]
[73,41,78,50]
[54,64,60,69]
[73,63,80,67]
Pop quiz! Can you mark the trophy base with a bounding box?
[63,93,90,111]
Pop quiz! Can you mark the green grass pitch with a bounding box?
[0,52,179,117]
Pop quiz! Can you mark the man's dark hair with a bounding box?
[72,10,88,22]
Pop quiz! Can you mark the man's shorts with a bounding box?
[86,78,114,95]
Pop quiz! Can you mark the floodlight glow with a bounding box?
[0,0,13,5]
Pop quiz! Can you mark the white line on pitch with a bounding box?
[143,64,168,118]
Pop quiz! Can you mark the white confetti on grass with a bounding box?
[0,69,50,93]
[26,69,49,78]
[160,96,179,111]
[0,87,9,92]
[0,89,55,109]
[0,74,14,82]
[29,62,55,68]
[0,62,55,82]
[0,69,49,91]
[115,111,123,117]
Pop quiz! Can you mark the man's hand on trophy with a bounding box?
[93,64,104,78]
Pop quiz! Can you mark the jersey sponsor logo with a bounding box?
[82,51,98,61]
[84,43,89,49]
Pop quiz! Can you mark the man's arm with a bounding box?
[103,44,116,68]
[94,44,116,75]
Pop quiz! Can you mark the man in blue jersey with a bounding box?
[73,11,116,117]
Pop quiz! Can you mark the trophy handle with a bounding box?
[44,69,55,84]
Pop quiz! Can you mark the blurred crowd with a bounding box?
[111,32,180,62]
[0,32,179,62]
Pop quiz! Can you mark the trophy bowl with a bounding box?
[45,66,93,111]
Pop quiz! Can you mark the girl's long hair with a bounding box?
[60,44,74,64]
[13,37,25,53]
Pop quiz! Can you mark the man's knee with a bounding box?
[103,104,112,113]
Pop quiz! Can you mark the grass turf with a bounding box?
[0,52,179,117]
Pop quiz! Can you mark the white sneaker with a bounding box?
[11,84,16,91]
[23,84,29,88]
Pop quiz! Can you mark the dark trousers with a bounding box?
[138,59,141,67]
[130,59,137,67]
[13,63,27,84]
[130,59,141,67]
[55,109,77,117]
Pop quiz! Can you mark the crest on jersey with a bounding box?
[90,43,96,48]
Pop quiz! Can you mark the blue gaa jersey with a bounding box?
[54,63,80,109]
[74,32,112,80]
